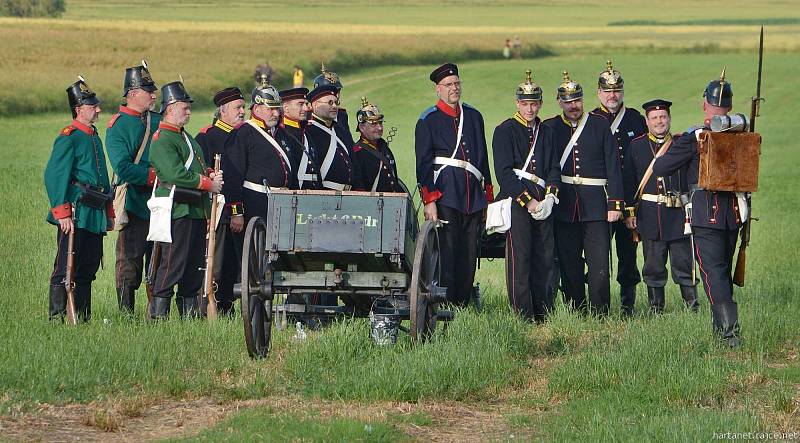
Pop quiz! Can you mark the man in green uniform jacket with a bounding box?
[44,77,113,322]
[148,81,223,319]
[106,61,161,314]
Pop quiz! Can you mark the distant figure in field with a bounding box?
[512,35,522,59]
[254,63,274,86]
[293,65,304,88]
[503,39,511,59]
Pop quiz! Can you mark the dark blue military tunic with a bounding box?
[305,114,362,190]
[352,137,401,193]
[281,117,322,190]
[592,104,647,167]
[196,118,235,221]
[542,112,624,222]
[415,100,493,214]
[624,133,690,242]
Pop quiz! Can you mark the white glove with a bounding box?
[531,193,558,220]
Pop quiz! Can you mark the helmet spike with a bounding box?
[606,59,613,72]
[178,73,184,83]
[360,96,369,107]
[525,69,532,84]
[562,70,570,82]
[258,72,269,88]
[719,66,726,83]
[320,61,327,73]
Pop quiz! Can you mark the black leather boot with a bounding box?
[117,287,135,314]
[179,295,199,319]
[680,286,699,312]
[74,284,92,322]
[647,286,665,314]
[150,296,171,320]
[711,302,741,348]
[620,285,637,317]
[49,284,67,321]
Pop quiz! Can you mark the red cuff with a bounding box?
[207,167,214,175]
[106,200,115,219]
[197,176,213,191]
[147,168,157,186]
[421,186,442,205]
[485,184,494,203]
[51,202,72,219]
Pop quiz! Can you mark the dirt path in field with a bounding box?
[0,395,540,442]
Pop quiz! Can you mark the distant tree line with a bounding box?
[1,0,65,17]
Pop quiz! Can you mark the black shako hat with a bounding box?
[430,63,458,84]
[641,99,672,114]
[123,60,157,97]
[159,81,193,114]
[704,67,733,108]
[67,76,100,116]
[280,87,309,101]
[213,87,244,107]
[307,84,338,103]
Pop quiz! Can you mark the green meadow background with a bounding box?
[1,1,798,441]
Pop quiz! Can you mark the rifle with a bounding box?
[64,207,78,325]
[733,26,764,287]
[145,242,161,320]
[203,154,221,320]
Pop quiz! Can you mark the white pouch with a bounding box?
[485,197,512,234]
[146,178,175,243]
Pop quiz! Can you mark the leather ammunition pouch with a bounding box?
[697,131,761,192]
[76,182,113,209]
[173,187,203,205]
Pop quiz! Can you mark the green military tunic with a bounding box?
[148,121,211,219]
[105,106,162,219]
[44,120,112,235]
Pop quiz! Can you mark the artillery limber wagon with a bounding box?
[233,187,452,358]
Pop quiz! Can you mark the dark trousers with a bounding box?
[555,220,611,315]
[153,218,206,304]
[505,205,555,321]
[437,204,481,307]
[50,227,103,319]
[693,227,738,306]
[612,220,641,287]
[213,222,243,313]
[114,213,152,291]
[642,237,696,287]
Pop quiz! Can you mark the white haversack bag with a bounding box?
[146,178,175,243]
[485,197,512,234]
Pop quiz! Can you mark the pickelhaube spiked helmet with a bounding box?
[251,73,281,108]
[557,70,583,102]
[159,79,193,114]
[598,60,624,91]
[123,59,157,97]
[703,67,733,108]
[67,75,100,116]
[516,69,542,101]
[356,97,384,124]
[313,62,343,90]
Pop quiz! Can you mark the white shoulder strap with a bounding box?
[310,120,348,181]
[246,120,293,171]
[520,121,540,172]
[610,106,626,134]
[559,112,589,169]
[433,103,465,183]
[181,132,195,170]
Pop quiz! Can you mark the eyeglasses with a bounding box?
[439,81,461,90]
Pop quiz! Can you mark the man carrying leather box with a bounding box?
[148,80,223,320]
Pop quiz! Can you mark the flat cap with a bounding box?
[430,63,459,84]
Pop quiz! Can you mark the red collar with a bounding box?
[119,105,142,117]
[436,99,460,117]
[71,119,94,135]
[158,121,182,133]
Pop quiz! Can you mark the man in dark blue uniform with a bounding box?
[313,63,350,134]
[280,87,322,190]
[623,99,699,313]
[492,70,560,321]
[543,71,624,316]
[195,87,245,316]
[592,60,647,316]
[223,80,296,227]
[415,63,494,307]
[352,97,402,193]
[305,84,362,191]
[653,71,745,347]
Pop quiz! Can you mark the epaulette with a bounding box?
[352,144,362,153]
[419,106,438,120]
[588,110,603,117]
[107,114,121,129]
[60,125,76,136]
[152,129,161,142]
[199,125,212,134]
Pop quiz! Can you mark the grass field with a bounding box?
[2,1,799,441]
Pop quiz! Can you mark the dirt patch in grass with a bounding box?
[0,394,537,442]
